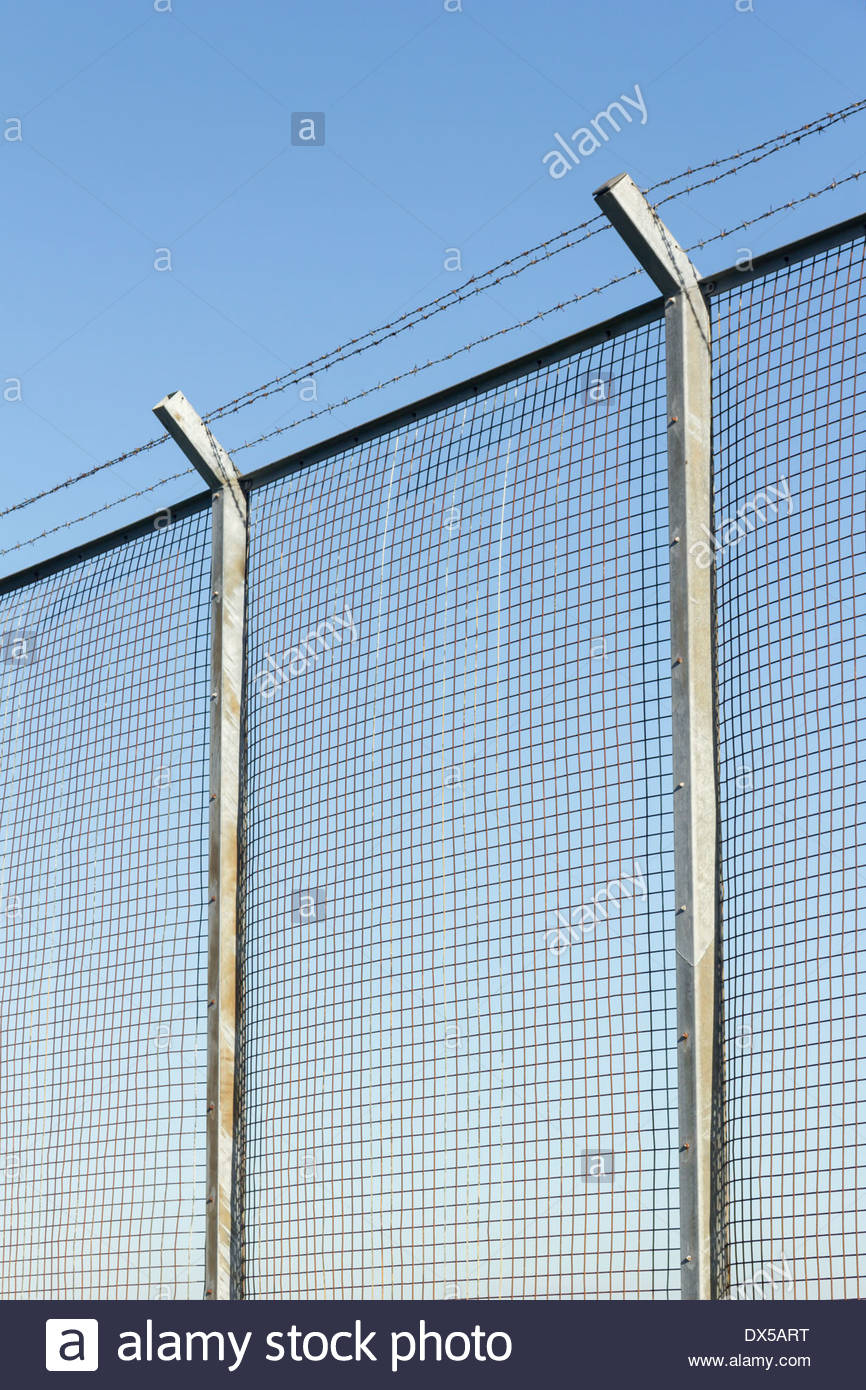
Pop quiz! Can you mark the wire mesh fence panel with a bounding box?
[6,213,862,1307]
[0,507,212,1298]
[710,232,866,1299]
[238,314,679,1299]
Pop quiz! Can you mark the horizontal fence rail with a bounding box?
[0,207,863,1300]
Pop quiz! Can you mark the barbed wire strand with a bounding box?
[649,97,866,205]
[0,471,187,561]
[223,169,865,458]
[201,96,866,423]
[2,167,862,562]
[0,435,170,522]
[2,96,864,527]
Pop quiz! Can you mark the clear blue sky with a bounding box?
[0,0,864,572]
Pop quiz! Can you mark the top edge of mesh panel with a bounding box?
[701,213,866,300]
[0,491,212,600]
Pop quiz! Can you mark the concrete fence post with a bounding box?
[594,174,718,1300]
[153,391,247,1300]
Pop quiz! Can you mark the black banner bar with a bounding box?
[8,1298,861,1386]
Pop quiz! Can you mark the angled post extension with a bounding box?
[153,391,247,1300]
[594,174,718,1299]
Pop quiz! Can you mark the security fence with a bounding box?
[0,191,864,1301]
[710,225,866,1300]
[0,507,212,1298]
[239,310,676,1300]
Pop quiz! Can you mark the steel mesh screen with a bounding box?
[239,316,680,1299]
[0,507,212,1298]
[711,234,866,1299]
